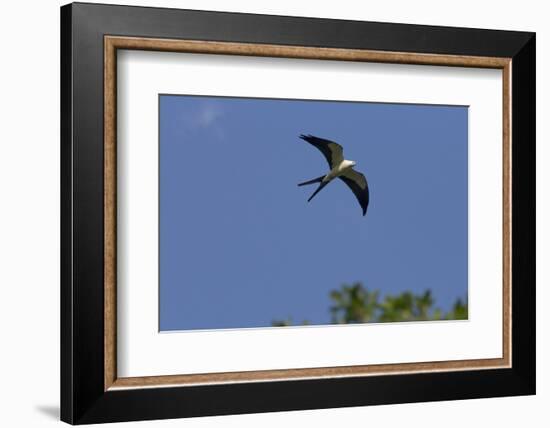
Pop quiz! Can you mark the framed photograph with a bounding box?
[60,2,535,424]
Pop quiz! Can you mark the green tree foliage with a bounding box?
[443,297,468,320]
[272,282,467,326]
[330,284,380,324]
[271,318,310,327]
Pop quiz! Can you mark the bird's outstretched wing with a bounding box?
[300,134,344,169]
[339,168,369,216]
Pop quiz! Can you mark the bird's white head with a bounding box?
[342,159,356,169]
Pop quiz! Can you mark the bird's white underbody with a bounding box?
[324,159,357,182]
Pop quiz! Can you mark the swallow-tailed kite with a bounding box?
[298,134,369,216]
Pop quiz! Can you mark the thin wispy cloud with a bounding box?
[180,101,225,138]
[195,104,223,128]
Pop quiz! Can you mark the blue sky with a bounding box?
[159,95,468,331]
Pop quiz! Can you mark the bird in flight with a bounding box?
[297,134,369,216]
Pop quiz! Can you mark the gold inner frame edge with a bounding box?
[104,36,512,391]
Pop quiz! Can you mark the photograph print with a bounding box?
[159,94,468,331]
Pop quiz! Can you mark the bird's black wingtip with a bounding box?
[299,134,312,141]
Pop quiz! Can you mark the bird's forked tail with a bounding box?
[297,175,325,187]
[307,181,329,202]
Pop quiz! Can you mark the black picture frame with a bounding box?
[61,2,535,424]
